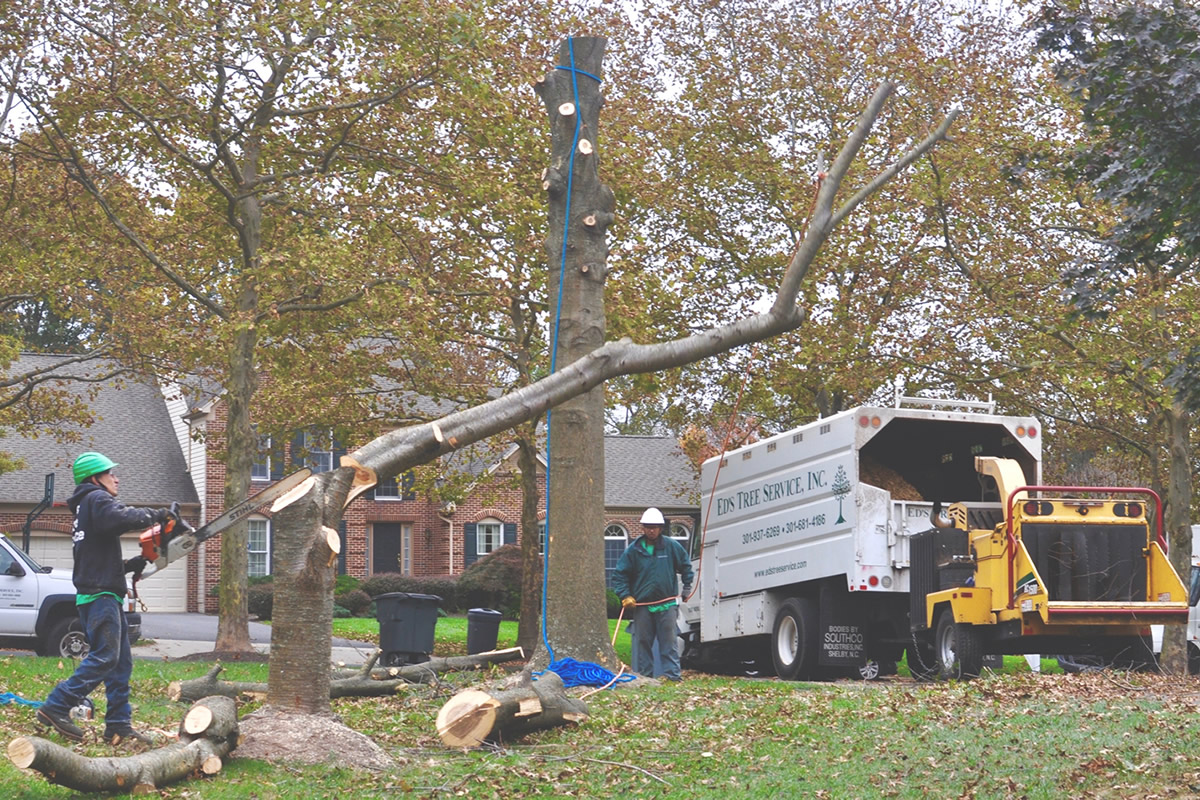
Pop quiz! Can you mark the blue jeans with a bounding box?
[43,595,133,726]
[632,604,681,680]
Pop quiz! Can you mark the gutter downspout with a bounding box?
[439,513,454,575]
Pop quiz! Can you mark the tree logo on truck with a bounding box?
[831,465,851,524]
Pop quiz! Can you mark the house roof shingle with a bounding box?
[0,354,199,507]
[603,435,697,511]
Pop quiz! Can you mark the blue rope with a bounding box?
[537,42,632,685]
[539,657,636,689]
[0,692,43,708]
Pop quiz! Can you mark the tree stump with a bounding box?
[436,669,588,748]
[8,695,238,794]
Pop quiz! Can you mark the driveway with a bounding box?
[139,612,371,648]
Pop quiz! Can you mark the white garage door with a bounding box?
[29,531,189,613]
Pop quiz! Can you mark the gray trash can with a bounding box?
[374,592,441,666]
[466,608,503,655]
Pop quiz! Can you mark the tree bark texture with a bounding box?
[264,467,353,714]
[170,649,526,703]
[531,36,615,670]
[1161,403,1192,673]
[435,669,587,748]
[515,432,545,656]
[7,695,237,795]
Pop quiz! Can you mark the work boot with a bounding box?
[105,724,158,746]
[36,707,85,742]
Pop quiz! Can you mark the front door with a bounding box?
[372,523,410,575]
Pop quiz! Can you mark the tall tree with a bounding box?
[4,1,500,652]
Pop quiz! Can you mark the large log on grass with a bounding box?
[436,669,588,748]
[8,696,238,795]
[169,648,525,703]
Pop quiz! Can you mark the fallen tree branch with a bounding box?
[169,648,526,703]
[436,669,587,748]
[8,695,237,794]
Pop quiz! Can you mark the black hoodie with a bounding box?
[67,482,158,598]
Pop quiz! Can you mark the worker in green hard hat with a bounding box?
[36,452,171,746]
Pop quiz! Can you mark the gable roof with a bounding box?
[0,354,199,507]
[604,435,697,511]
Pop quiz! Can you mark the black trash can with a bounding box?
[466,608,503,655]
[374,592,441,666]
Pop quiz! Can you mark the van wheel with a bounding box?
[43,617,89,659]
[934,608,982,680]
[771,597,817,680]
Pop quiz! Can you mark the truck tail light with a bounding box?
[1113,502,1142,518]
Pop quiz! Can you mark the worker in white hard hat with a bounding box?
[611,507,694,681]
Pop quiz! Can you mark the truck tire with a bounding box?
[43,616,89,660]
[934,608,982,680]
[771,597,817,680]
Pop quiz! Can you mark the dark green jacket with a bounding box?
[612,535,694,604]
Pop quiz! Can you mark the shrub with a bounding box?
[606,588,622,619]
[334,574,361,595]
[247,583,274,620]
[335,588,372,617]
[456,544,535,619]
[360,573,458,611]
[332,604,352,619]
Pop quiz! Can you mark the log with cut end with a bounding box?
[436,669,588,748]
[169,648,526,703]
[8,695,238,794]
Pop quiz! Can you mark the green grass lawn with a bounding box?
[2,620,1196,799]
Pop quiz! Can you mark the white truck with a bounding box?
[679,397,1189,680]
[0,532,140,658]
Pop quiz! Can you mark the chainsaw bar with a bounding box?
[143,467,314,572]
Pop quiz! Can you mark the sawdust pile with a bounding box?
[860,456,924,501]
[237,707,397,771]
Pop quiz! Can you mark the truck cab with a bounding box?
[0,533,87,657]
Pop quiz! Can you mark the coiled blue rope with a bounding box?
[536,40,633,687]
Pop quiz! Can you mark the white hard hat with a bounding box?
[640,507,665,526]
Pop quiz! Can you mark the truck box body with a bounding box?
[686,400,1041,656]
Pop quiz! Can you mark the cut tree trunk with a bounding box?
[169,648,526,703]
[436,669,587,748]
[8,695,238,795]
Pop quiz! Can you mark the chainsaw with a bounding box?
[137,467,313,577]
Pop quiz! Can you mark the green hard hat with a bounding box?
[73,452,117,484]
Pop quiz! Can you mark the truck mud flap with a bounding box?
[817,583,867,668]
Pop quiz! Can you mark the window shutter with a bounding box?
[270,437,285,480]
[290,432,305,471]
[337,520,347,575]
[332,437,346,471]
[463,523,478,568]
[401,470,416,501]
[503,523,517,546]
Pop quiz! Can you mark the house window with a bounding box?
[604,523,629,589]
[670,521,691,548]
[247,518,270,577]
[477,519,502,556]
[303,431,333,473]
[251,431,271,481]
[538,521,546,555]
[374,471,416,501]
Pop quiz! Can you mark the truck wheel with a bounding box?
[771,597,817,680]
[934,609,982,680]
[44,617,89,660]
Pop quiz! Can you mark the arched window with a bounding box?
[603,523,629,589]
